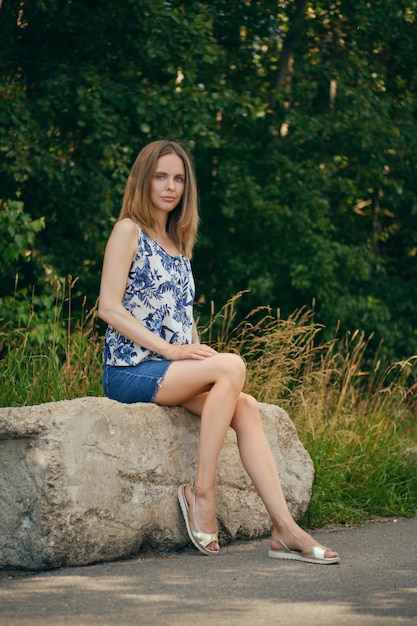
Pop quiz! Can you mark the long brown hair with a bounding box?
[119,140,199,258]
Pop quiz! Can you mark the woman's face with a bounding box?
[150,153,185,216]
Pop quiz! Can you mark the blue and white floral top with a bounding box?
[103,226,195,366]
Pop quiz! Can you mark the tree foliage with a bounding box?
[1,0,417,360]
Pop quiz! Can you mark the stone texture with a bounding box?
[0,398,314,570]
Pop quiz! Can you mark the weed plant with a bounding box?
[200,293,417,528]
[1,289,416,529]
[0,278,103,406]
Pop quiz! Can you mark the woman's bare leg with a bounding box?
[154,353,246,551]
[183,391,338,559]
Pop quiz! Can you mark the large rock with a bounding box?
[0,398,314,570]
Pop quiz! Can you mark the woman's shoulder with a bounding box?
[113,217,140,236]
[106,219,140,257]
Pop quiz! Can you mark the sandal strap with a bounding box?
[189,484,219,546]
[271,535,332,558]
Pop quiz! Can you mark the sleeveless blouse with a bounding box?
[103,226,195,366]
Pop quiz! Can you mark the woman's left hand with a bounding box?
[165,342,217,361]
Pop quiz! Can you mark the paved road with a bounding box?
[0,517,416,626]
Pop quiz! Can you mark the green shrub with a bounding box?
[0,278,103,406]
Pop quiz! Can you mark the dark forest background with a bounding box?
[1,0,417,361]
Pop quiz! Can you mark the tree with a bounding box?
[1,0,417,359]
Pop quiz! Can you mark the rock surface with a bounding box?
[0,398,314,570]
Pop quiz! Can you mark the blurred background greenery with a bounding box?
[1,0,417,362]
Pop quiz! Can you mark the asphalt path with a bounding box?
[0,517,416,626]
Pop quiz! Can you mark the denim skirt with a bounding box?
[103,359,173,404]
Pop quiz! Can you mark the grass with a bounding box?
[200,292,417,528]
[0,279,103,406]
[1,289,416,529]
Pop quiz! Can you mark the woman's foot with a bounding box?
[269,525,339,563]
[179,483,219,554]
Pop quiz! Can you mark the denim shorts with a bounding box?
[103,359,173,404]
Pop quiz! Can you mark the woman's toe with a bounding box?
[325,548,339,559]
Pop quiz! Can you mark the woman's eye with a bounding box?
[176,177,184,183]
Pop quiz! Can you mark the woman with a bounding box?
[98,139,340,564]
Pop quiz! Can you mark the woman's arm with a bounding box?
[192,318,200,344]
[98,219,215,361]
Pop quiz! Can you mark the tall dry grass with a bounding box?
[199,293,417,527]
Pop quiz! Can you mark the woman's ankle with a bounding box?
[193,479,216,499]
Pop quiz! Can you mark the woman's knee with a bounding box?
[230,393,262,432]
[215,353,246,386]
[237,393,260,416]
